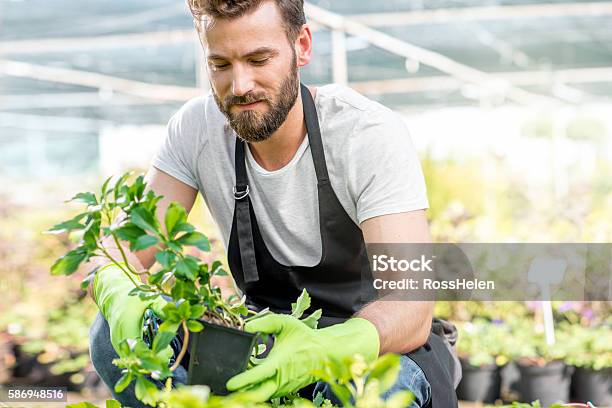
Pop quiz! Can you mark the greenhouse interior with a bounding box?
[0,0,611,407]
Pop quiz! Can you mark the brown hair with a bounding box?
[187,0,306,43]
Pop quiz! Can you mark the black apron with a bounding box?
[227,83,459,408]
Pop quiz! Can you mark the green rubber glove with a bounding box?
[93,263,172,362]
[226,314,380,401]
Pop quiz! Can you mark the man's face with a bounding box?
[204,1,300,143]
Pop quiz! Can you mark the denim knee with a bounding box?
[383,355,431,408]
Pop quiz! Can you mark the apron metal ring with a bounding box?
[233,185,250,200]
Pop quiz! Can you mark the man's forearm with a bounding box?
[356,300,433,355]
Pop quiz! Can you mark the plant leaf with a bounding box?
[70,191,98,206]
[128,175,146,201]
[301,309,322,329]
[213,267,228,277]
[105,400,121,408]
[113,172,131,201]
[313,391,325,407]
[291,288,311,319]
[134,376,158,405]
[51,249,88,276]
[164,202,187,238]
[114,224,146,242]
[189,304,205,319]
[173,221,194,235]
[178,301,191,319]
[328,383,352,406]
[152,331,176,354]
[155,250,175,269]
[210,260,228,276]
[133,235,159,251]
[186,320,204,332]
[130,206,158,234]
[148,270,166,285]
[175,257,199,281]
[171,280,185,300]
[114,371,133,393]
[176,232,210,251]
[47,213,87,234]
[166,241,182,252]
[159,320,180,333]
[100,175,113,197]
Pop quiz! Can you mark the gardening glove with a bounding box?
[93,263,173,362]
[226,314,380,401]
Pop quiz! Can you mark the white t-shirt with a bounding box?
[152,84,428,266]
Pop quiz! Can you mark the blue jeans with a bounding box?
[90,312,431,407]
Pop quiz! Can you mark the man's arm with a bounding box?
[356,209,434,355]
[87,167,237,301]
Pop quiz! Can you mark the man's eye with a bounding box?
[211,62,229,70]
[250,58,269,66]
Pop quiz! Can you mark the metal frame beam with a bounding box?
[349,2,612,27]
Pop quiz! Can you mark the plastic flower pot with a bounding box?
[571,367,611,406]
[187,320,257,395]
[456,359,501,403]
[516,360,573,406]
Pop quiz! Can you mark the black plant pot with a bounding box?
[571,367,611,405]
[516,360,573,406]
[187,320,257,395]
[456,359,501,403]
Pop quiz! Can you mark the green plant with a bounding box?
[47,172,265,404]
[456,318,514,367]
[48,173,245,324]
[146,353,412,408]
[66,353,409,408]
[561,324,612,371]
[507,320,571,366]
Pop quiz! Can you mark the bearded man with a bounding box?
[88,1,460,407]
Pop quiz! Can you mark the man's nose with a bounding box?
[231,66,255,97]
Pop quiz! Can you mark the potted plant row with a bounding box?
[562,324,611,406]
[457,316,611,407]
[512,330,573,408]
[456,318,513,403]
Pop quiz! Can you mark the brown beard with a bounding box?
[213,57,299,143]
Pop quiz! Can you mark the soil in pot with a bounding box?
[571,367,611,406]
[456,359,501,403]
[187,320,257,395]
[516,360,572,406]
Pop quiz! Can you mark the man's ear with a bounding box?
[295,24,313,67]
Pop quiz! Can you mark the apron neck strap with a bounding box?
[234,138,249,196]
[301,83,330,184]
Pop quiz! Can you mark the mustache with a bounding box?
[225,92,269,107]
